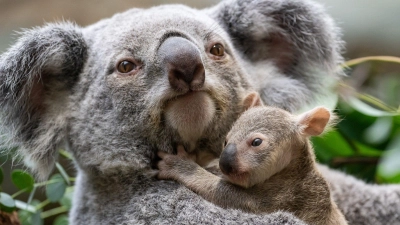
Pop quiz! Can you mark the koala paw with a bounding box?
[157,145,196,180]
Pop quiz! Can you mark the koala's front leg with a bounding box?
[157,146,199,181]
[157,146,257,212]
[157,146,219,187]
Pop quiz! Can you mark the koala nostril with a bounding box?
[219,143,237,175]
[158,36,205,92]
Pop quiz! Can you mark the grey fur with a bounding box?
[318,165,400,225]
[0,0,398,224]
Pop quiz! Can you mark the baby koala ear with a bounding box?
[242,92,264,110]
[297,107,331,136]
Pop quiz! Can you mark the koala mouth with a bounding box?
[164,91,216,146]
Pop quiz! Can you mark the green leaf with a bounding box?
[312,130,354,163]
[11,169,35,192]
[363,117,392,145]
[354,142,383,157]
[18,210,33,225]
[59,187,74,210]
[346,97,398,117]
[31,211,43,225]
[0,167,3,185]
[0,192,16,212]
[377,132,400,183]
[54,214,69,225]
[46,174,67,202]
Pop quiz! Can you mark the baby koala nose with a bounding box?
[158,36,205,92]
[219,143,238,175]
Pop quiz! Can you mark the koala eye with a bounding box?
[224,140,227,147]
[117,60,137,73]
[210,43,225,57]
[251,138,263,147]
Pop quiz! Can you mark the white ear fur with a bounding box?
[242,92,264,110]
[297,107,331,136]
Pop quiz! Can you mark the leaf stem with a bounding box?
[355,93,398,112]
[336,129,360,155]
[56,162,71,185]
[35,199,50,210]
[331,157,379,166]
[34,179,59,187]
[59,149,74,160]
[342,56,400,68]
[11,188,29,198]
[339,82,399,113]
[40,206,68,219]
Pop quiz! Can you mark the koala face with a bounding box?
[68,5,250,174]
[221,107,299,188]
[221,106,331,188]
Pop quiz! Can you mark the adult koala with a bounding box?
[0,0,399,224]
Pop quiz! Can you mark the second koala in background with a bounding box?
[158,94,347,225]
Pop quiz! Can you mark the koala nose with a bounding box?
[219,143,238,175]
[158,36,205,92]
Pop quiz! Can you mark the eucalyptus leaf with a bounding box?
[46,174,67,203]
[59,187,74,210]
[363,117,392,145]
[11,169,35,192]
[18,210,33,225]
[354,142,383,157]
[0,192,16,212]
[54,214,69,225]
[377,132,400,181]
[312,130,354,163]
[31,211,43,225]
[346,97,398,117]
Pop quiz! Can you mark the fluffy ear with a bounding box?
[0,22,87,180]
[207,0,344,112]
[297,107,330,136]
[242,92,264,110]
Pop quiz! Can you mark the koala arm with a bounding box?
[157,147,259,212]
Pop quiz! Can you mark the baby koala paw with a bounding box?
[157,145,197,180]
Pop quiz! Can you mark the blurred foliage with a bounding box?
[0,150,74,225]
[313,56,400,184]
[1,56,400,224]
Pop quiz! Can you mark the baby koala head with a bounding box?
[220,93,332,188]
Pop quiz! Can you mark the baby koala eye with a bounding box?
[117,60,137,73]
[251,138,263,147]
[224,140,227,147]
[210,43,225,56]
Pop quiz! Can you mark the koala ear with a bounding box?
[207,0,343,111]
[209,0,342,72]
[297,107,331,136]
[242,92,264,110]
[0,22,87,180]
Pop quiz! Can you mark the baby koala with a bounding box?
[157,93,347,225]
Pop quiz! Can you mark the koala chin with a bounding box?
[165,91,216,148]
